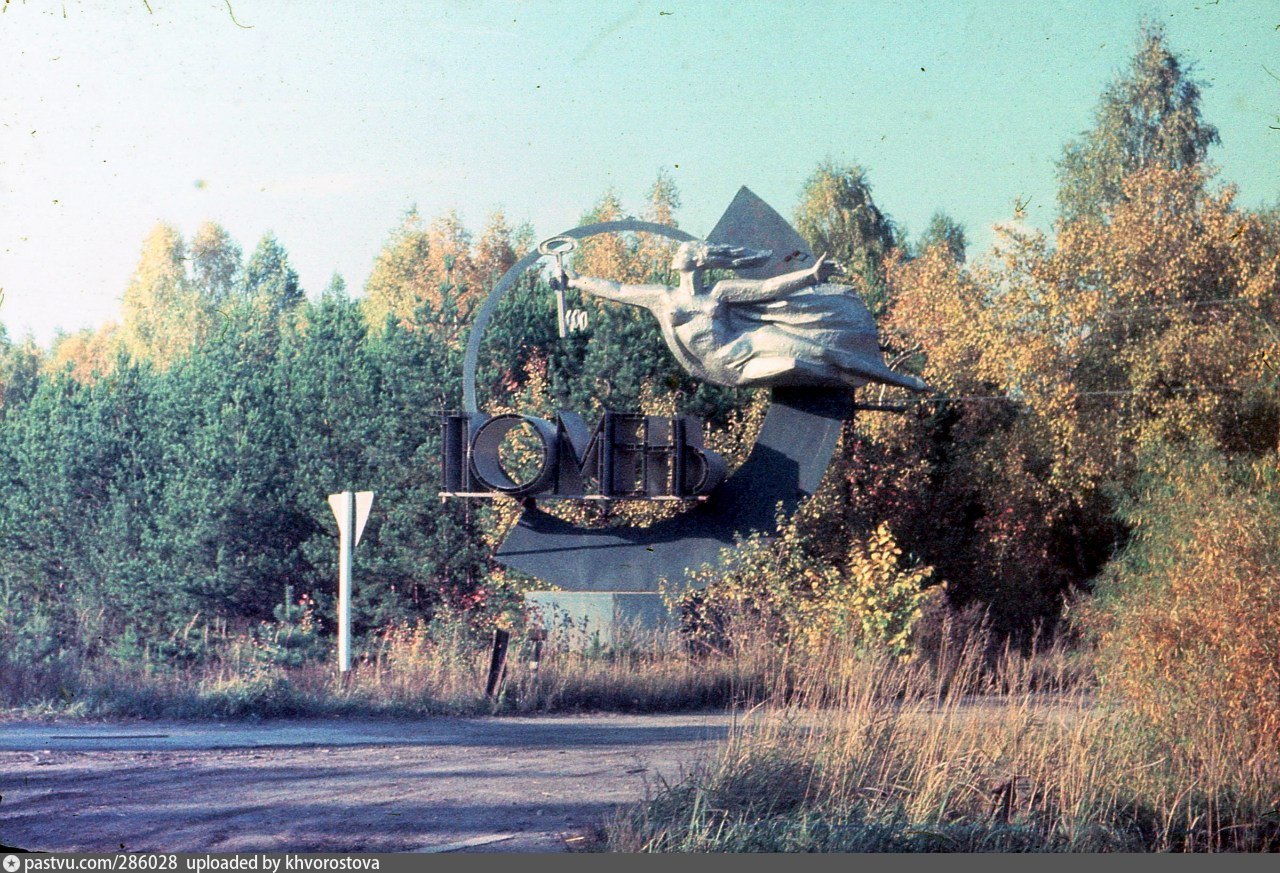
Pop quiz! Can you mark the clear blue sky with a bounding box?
[1,1,1276,345]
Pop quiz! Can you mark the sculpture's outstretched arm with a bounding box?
[711,253,844,304]
[567,275,667,310]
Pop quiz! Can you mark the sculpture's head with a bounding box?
[671,242,772,273]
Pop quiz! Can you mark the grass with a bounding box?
[0,613,782,720]
[602,638,1280,852]
[5,607,1276,852]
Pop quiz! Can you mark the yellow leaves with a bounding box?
[1089,452,1280,772]
[894,165,1279,504]
[683,517,935,659]
[363,207,520,338]
[45,322,124,382]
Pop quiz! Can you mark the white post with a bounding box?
[337,492,353,673]
[328,490,373,675]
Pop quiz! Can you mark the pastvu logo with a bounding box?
[3,854,20,873]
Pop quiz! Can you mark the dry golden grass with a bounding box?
[5,597,1276,852]
[605,638,1280,852]
[0,612,783,719]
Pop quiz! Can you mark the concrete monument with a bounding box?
[445,186,926,642]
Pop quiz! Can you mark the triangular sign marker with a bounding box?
[327,489,373,674]
[706,186,813,280]
[328,492,350,534]
[353,491,373,546]
[328,491,374,546]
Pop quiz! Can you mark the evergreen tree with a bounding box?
[152,298,310,621]
[1057,23,1220,223]
[0,329,44,412]
[242,232,303,315]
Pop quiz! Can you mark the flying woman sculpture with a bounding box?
[565,241,926,392]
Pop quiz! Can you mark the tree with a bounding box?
[45,324,124,382]
[322,272,347,301]
[149,297,313,622]
[426,210,475,291]
[793,162,899,313]
[572,190,635,281]
[121,223,206,368]
[0,331,42,412]
[190,221,243,306]
[916,211,967,263]
[636,168,682,280]
[1088,450,1280,779]
[473,210,519,292]
[875,165,1280,636]
[242,232,303,315]
[362,207,433,332]
[1056,23,1220,223]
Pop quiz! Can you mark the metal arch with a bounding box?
[462,219,697,414]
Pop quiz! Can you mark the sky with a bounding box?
[0,0,1276,346]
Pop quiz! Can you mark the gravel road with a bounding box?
[0,714,735,853]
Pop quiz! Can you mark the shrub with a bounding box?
[675,515,934,658]
[1084,448,1280,781]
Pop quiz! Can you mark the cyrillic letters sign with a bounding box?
[440,410,727,500]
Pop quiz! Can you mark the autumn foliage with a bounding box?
[1087,451,1280,779]
[863,165,1280,635]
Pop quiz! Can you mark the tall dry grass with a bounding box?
[605,636,1280,852]
[0,607,784,719]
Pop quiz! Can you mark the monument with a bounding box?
[443,187,925,642]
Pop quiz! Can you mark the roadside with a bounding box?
[0,714,734,853]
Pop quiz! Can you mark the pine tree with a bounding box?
[242,232,303,315]
[0,331,42,412]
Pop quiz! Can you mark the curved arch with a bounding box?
[463,219,696,414]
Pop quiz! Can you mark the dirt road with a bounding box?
[0,714,734,853]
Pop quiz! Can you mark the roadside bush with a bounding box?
[253,586,329,667]
[675,515,934,658]
[1085,448,1280,781]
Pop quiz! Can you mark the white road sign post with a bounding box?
[328,490,373,673]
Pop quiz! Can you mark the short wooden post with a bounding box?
[484,629,511,697]
[528,627,548,672]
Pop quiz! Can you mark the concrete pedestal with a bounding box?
[524,591,672,649]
